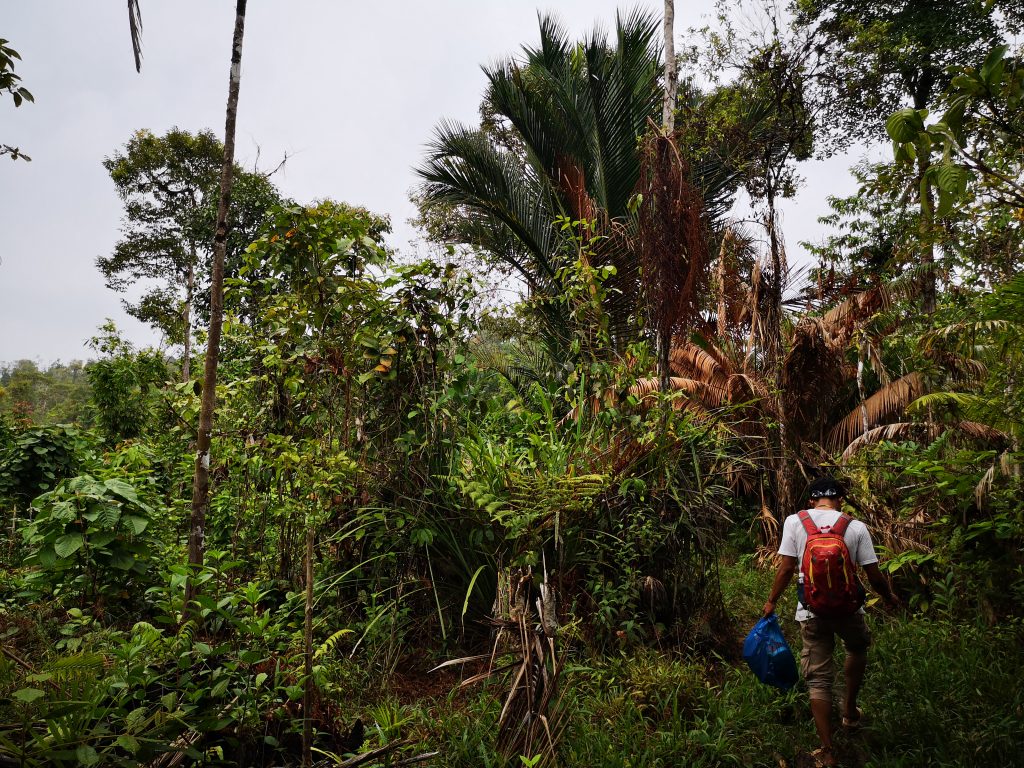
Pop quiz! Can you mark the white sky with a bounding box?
[1,1,872,364]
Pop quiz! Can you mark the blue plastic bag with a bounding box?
[742,614,798,690]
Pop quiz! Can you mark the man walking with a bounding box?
[762,477,900,767]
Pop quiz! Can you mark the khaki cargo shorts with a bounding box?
[799,613,871,702]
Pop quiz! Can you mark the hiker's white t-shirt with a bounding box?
[778,509,878,621]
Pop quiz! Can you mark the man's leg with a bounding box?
[810,698,836,759]
[838,614,872,723]
[844,650,867,721]
[800,619,837,764]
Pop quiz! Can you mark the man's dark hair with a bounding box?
[808,476,845,500]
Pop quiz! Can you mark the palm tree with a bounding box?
[417,10,741,360]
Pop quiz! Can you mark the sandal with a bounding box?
[811,746,838,767]
[842,706,863,730]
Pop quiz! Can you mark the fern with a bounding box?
[314,628,354,661]
[176,620,197,650]
[44,652,105,679]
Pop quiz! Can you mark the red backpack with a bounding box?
[797,511,864,618]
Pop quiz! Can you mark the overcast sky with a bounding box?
[1,1,872,364]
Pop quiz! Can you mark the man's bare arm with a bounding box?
[762,555,798,617]
[863,562,900,607]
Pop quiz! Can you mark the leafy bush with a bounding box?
[86,326,168,442]
[19,475,157,602]
[0,424,92,509]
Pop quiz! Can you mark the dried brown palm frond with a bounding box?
[839,422,936,462]
[864,337,892,386]
[781,316,851,440]
[753,501,780,566]
[976,450,1018,509]
[712,226,760,339]
[920,348,989,383]
[630,376,729,406]
[827,373,927,452]
[669,341,732,385]
[821,284,890,329]
[955,420,1007,442]
[839,419,1005,462]
[434,565,565,767]
[848,496,936,555]
[637,132,711,383]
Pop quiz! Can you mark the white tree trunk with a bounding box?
[182,257,194,382]
[662,0,677,133]
[187,0,247,611]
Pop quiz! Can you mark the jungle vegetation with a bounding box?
[2,2,1023,766]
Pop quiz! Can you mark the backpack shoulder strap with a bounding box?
[830,513,852,536]
[797,510,819,535]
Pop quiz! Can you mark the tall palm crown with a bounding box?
[418,10,736,353]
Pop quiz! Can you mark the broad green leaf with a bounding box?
[76,746,99,766]
[116,735,140,754]
[942,97,969,144]
[123,515,150,535]
[13,687,45,703]
[886,108,927,144]
[935,163,972,195]
[104,478,141,504]
[95,504,122,529]
[89,531,117,548]
[109,550,135,570]
[37,546,57,568]
[980,44,1009,88]
[54,532,84,558]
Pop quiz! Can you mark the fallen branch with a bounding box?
[337,738,412,768]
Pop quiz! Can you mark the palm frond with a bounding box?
[840,420,1005,462]
[669,342,730,385]
[976,450,1017,509]
[418,121,561,284]
[955,420,1007,442]
[827,373,926,452]
[839,422,931,461]
[127,0,143,72]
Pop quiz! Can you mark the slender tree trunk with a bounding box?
[857,331,869,437]
[917,150,936,315]
[182,257,195,382]
[661,0,677,133]
[912,70,937,315]
[302,525,314,767]
[716,228,733,341]
[186,0,248,611]
[765,196,791,536]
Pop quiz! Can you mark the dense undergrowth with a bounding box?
[4,5,1024,767]
[3,537,1022,767]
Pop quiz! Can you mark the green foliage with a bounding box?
[19,475,158,601]
[0,423,92,509]
[99,128,284,348]
[888,44,1024,222]
[796,0,1011,142]
[0,37,34,161]
[85,323,168,442]
[0,574,314,766]
[0,360,93,425]
[417,602,1024,767]
[417,10,741,355]
[9,8,1024,767]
